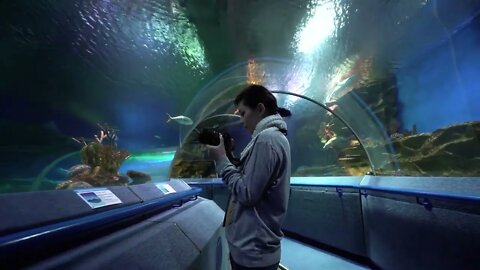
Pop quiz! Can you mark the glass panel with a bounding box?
[1,0,480,193]
[173,92,371,178]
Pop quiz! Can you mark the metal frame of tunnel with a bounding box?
[270,90,376,175]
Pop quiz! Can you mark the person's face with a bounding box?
[236,101,266,134]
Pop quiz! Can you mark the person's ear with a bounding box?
[257,103,266,115]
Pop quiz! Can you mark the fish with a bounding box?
[325,75,357,103]
[166,114,193,125]
[55,168,70,177]
[326,104,339,116]
[323,136,338,149]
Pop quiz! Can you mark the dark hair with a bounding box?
[234,85,292,117]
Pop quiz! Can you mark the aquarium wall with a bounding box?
[398,18,480,132]
[393,7,480,176]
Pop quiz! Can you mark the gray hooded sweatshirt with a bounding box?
[215,114,291,268]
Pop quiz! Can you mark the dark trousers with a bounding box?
[230,254,279,270]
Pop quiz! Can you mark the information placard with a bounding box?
[155,183,176,195]
[75,188,122,209]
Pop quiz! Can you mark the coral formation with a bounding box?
[56,124,151,189]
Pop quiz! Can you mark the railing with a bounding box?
[0,187,202,253]
[186,176,480,204]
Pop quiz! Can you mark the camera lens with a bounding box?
[198,129,220,146]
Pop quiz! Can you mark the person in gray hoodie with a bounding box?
[206,84,291,270]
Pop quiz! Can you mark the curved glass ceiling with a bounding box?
[1,0,479,192]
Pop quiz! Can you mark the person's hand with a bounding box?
[205,134,227,161]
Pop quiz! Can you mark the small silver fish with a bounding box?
[166,114,193,125]
[326,75,358,103]
[323,136,338,149]
[55,168,70,177]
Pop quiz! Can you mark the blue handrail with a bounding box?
[358,185,480,203]
[290,182,480,203]
[0,187,202,251]
[187,177,480,203]
[289,181,362,189]
[185,178,225,186]
[289,182,480,203]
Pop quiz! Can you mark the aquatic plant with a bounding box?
[56,124,130,189]
[74,123,129,174]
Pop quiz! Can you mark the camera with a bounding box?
[198,129,241,166]
[197,128,222,146]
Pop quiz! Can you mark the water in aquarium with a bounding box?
[1,0,479,193]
